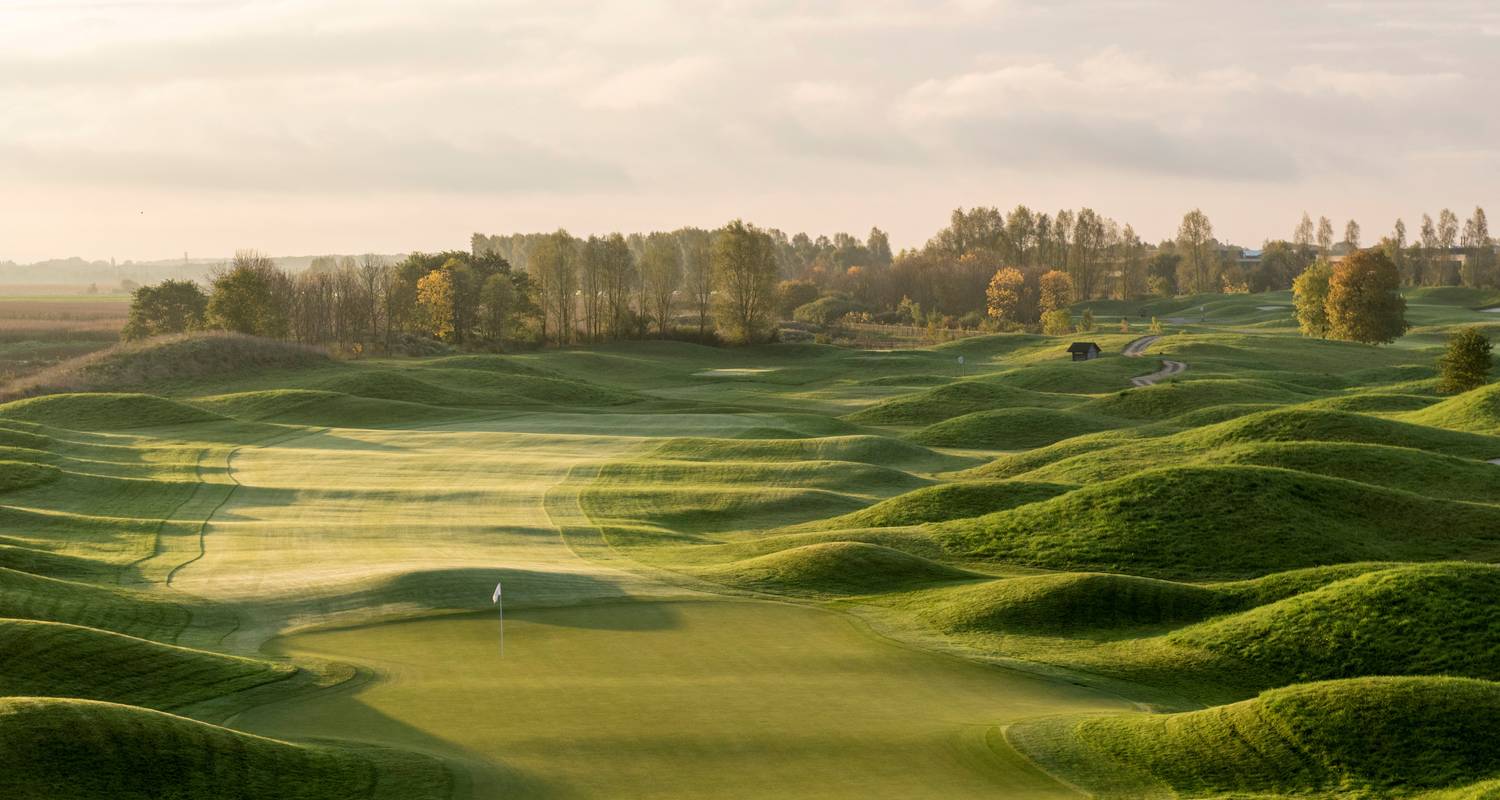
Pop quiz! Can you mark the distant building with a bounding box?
[1067,342,1102,361]
[1237,248,1263,268]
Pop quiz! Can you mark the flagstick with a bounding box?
[492,580,504,658]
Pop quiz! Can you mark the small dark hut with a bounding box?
[1067,342,1101,361]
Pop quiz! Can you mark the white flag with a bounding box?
[492,582,503,603]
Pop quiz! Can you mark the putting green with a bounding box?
[238,600,1125,799]
[160,412,1129,797]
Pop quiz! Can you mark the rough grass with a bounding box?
[1013,677,1500,798]
[843,380,1076,425]
[1402,383,1500,433]
[0,393,225,430]
[695,541,978,596]
[918,572,1228,635]
[0,618,295,710]
[1082,378,1322,420]
[0,567,193,640]
[0,333,329,400]
[1170,562,1500,685]
[802,480,1074,529]
[936,465,1500,579]
[910,407,1123,450]
[0,697,450,800]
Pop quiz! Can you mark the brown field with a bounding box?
[0,295,126,381]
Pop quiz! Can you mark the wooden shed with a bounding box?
[1067,342,1101,361]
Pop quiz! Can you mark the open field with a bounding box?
[0,287,1498,797]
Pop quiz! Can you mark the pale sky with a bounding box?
[2,0,1497,263]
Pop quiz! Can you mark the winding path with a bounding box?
[1123,335,1186,387]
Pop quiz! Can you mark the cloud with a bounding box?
[581,56,720,110]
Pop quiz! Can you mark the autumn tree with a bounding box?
[1326,249,1408,344]
[1437,328,1493,394]
[712,220,779,344]
[416,268,455,341]
[478,272,517,345]
[1175,209,1216,294]
[123,279,208,340]
[1292,259,1333,338]
[1041,309,1073,336]
[1344,219,1361,248]
[1039,270,1074,312]
[985,267,1024,322]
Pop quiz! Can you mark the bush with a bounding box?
[1041,309,1073,336]
[792,295,865,328]
[1438,327,1493,394]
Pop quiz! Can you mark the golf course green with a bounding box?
[3,288,1500,798]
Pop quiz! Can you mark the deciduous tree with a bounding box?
[713,220,779,344]
[1326,249,1408,344]
[1292,259,1333,338]
[123,279,208,340]
[985,267,1024,322]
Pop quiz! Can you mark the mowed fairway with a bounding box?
[173,412,1127,797]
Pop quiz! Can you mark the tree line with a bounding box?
[124,204,1496,351]
[124,221,785,351]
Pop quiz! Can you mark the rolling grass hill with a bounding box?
[0,697,450,800]
[910,407,1123,449]
[0,393,225,430]
[843,380,1077,425]
[1402,383,1500,432]
[936,465,1500,578]
[0,333,329,400]
[1012,677,1500,798]
[1169,562,1500,685]
[801,480,1074,528]
[0,567,193,640]
[694,541,978,596]
[0,618,294,709]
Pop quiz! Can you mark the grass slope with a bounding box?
[0,697,449,800]
[0,618,294,710]
[910,407,1122,450]
[0,393,225,430]
[695,541,978,595]
[804,480,1074,528]
[1014,677,1500,798]
[937,465,1500,578]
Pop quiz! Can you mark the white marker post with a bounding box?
[957,354,965,377]
[492,581,504,658]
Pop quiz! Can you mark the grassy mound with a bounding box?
[0,619,294,710]
[1198,441,1500,502]
[0,460,59,493]
[855,374,953,387]
[937,465,1500,578]
[1171,562,1500,684]
[696,542,975,595]
[1015,677,1500,798]
[194,390,470,426]
[419,354,554,375]
[910,407,1121,450]
[843,381,1073,426]
[807,480,1072,528]
[1083,379,1318,420]
[318,370,490,406]
[0,333,328,400]
[1403,383,1500,433]
[651,435,965,472]
[0,567,192,640]
[0,697,448,800]
[0,393,225,430]
[1189,407,1500,459]
[918,572,1227,635]
[1304,392,1439,414]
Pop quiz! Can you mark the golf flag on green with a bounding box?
[493,581,504,658]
